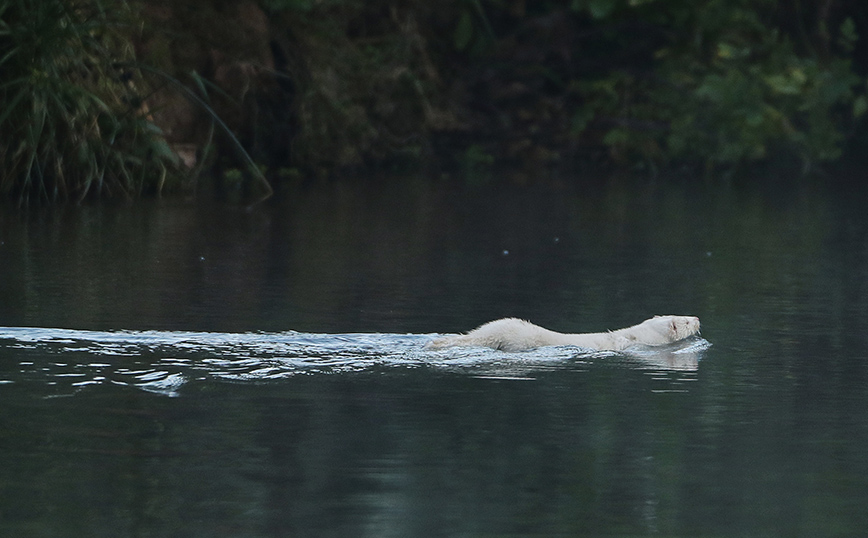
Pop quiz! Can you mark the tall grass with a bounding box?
[0,0,178,202]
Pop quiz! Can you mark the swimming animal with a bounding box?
[426,315,701,352]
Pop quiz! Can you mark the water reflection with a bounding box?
[622,337,710,371]
[0,326,710,397]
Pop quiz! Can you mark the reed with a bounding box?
[0,0,178,202]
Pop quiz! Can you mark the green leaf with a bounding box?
[839,17,858,51]
[151,138,181,165]
[454,10,473,51]
[716,42,750,60]
[853,95,868,118]
[588,0,616,19]
[142,121,164,135]
[571,108,595,135]
[603,128,629,146]
[765,74,802,95]
[745,111,764,127]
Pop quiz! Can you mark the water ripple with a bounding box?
[0,327,710,396]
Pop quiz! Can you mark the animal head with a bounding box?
[647,315,701,341]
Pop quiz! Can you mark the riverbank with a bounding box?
[2,0,867,201]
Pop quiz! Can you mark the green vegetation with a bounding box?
[568,0,866,170]
[0,0,179,202]
[184,0,868,176]
[1,0,867,200]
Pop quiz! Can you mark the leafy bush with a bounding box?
[134,0,868,179]
[567,0,866,169]
[0,0,178,202]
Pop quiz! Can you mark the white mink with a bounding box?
[426,315,700,352]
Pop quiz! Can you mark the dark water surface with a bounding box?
[2,175,868,537]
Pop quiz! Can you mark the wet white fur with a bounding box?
[426,315,700,352]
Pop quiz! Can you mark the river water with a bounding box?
[1,173,867,537]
